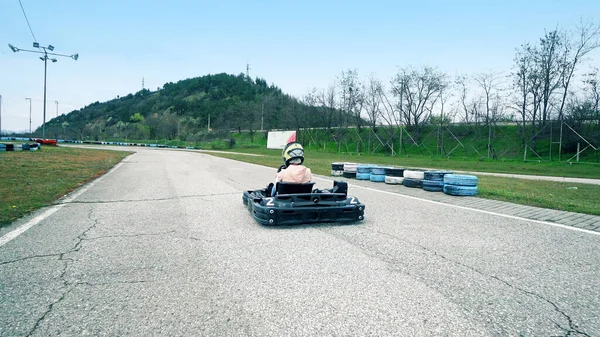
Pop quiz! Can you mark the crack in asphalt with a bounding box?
[323,227,591,336]
[53,191,240,205]
[84,230,176,241]
[25,287,75,337]
[25,208,98,336]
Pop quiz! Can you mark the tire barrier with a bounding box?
[331,162,345,176]
[343,163,358,173]
[1,143,40,152]
[384,167,404,177]
[385,176,404,185]
[370,167,387,175]
[370,173,386,182]
[422,179,445,192]
[356,172,371,180]
[403,170,425,180]
[343,172,356,179]
[424,170,453,181]
[443,174,479,196]
[369,166,387,183]
[331,162,345,171]
[443,184,478,196]
[403,178,422,188]
[444,174,478,187]
[331,170,344,176]
[356,164,374,173]
[356,164,374,180]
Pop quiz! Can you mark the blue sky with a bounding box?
[1,0,599,132]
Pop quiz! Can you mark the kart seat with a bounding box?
[275,182,315,195]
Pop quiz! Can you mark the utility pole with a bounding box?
[142,77,145,90]
[246,62,251,81]
[8,43,79,139]
[26,98,32,133]
[55,100,59,117]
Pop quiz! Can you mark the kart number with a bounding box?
[265,198,274,206]
[350,197,357,204]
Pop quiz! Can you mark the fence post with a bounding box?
[577,143,580,162]
[523,144,527,161]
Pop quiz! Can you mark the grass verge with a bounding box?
[1,146,131,228]
[206,149,600,216]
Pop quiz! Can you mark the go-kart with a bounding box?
[242,180,365,226]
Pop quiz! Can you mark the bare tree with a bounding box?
[583,67,600,118]
[455,74,473,123]
[536,29,566,125]
[363,74,383,130]
[558,19,600,120]
[338,69,364,131]
[317,84,339,129]
[391,66,447,138]
[513,44,534,144]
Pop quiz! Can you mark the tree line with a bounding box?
[37,19,599,154]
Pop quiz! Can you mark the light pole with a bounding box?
[55,100,59,117]
[26,98,32,134]
[8,43,78,139]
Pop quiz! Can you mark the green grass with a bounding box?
[0,146,131,228]
[206,149,600,216]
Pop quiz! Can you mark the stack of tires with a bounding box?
[0,144,5,152]
[403,169,425,188]
[343,163,357,179]
[331,162,345,177]
[369,166,387,182]
[443,174,478,196]
[356,164,373,180]
[422,170,453,192]
[384,167,404,185]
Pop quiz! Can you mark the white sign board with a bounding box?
[267,131,296,149]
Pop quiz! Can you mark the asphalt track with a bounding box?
[1,147,599,336]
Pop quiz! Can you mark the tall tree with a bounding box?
[391,66,447,138]
[558,19,600,120]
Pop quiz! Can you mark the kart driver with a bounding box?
[269,142,312,196]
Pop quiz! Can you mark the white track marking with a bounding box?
[0,155,133,247]
[314,176,600,237]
